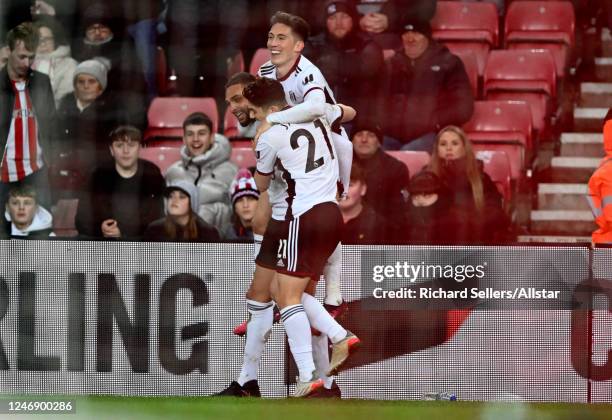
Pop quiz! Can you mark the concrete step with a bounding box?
[548,157,599,182]
[537,183,589,210]
[517,235,591,244]
[560,133,604,157]
[573,108,608,132]
[595,57,612,81]
[530,210,596,235]
[580,83,612,107]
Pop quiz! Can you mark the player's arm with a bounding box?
[266,89,327,125]
[323,104,355,199]
[337,104,356,123]
[254,134,277,193]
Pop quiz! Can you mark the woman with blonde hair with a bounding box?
[429,125,510,243]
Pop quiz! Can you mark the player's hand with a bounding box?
[253,119,272,149]
[360,13,388,34]
[101,219,121,238]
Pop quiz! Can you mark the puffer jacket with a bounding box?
[32,45,78,106]
[588,112,612,244]
[165,134,237,234]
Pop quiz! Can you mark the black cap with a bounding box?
[351,119,383,142]
[326,0,358,20]
[401,17,432,38]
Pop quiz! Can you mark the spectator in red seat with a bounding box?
[355,0,437,58]
[32,16,77,106]
[351,119,409,225]
[75,125,165,240]
[72,2,146,130]
[305,0,385,120]
[3,184,53,239]
[223,168,260,242]
[144,180,221,242]
[383,16,474,153]
[429,125,510,244]
[402,170,458,244]
[56,59,118,189]
[165,112,237,235]
[340,162,392,244]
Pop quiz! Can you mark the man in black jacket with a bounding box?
[305,0,385,120]
[383,17,474,152]
[351,120,409,227]
[0,22,56,217]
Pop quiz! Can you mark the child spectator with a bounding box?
[144,180,220,242]
[224,168,260,241]
[3,185,53,238]
[339,162,392,244]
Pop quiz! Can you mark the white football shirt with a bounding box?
[256,104,343,221]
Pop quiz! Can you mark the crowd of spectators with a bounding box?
[9,0,601,244]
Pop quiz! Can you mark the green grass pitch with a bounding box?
[4,396,612,420]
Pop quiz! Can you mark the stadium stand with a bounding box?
[463,100,534,181]
[475,150,513,205]
[144,97,219,143]
[452,50,480,98]
[249,48,271,75]
[230,147,257,169]
[504,0,575,78]
[431,1,499,76]
[223,107,239,139]
[387,151,431,178]
[483,49,557,140]
[139,146,182,176]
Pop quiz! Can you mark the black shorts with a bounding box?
[256,202,342,278]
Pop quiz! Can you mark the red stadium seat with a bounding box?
[463,100,533,180]
[387,151,431,178]
[476,150,513,204]
[224,107,239,139]
[52,199,79,237]
[139,146,182,176]
[249,48,271,75]
[444,42,489,79]
[505,1,575,78]
[231,147,257,169]
[431,1,499,75]
[145,97,219,142]
[452,50,479,98]
[483,49,556,139]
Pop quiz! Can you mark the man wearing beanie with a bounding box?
[305,0,385,120]
[56,59,121,192]
[224,168,260,241]
[0,22,57,227]
[383,14,474,152]
[351,119,409,229]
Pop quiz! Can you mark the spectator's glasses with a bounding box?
[38,36,54,44]
[86,24,111,36]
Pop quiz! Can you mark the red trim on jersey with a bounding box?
[278,55,301,82]
[303,87,323,99]
[256,169,274,176]
[24,90,40,172]
[13,90,26,180]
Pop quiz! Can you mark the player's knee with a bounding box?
[245,286,271,302]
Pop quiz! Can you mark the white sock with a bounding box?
[237,299,274,386]
[312,333,333,388]
[323,243,343,306]
[253,234,263,261]
[301,294,347,344]
[280,304,315,382]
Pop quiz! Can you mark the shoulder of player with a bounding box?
[258,60,276,77]
[258,124,290,143]
[294,55,322,77]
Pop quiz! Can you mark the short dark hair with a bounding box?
[270,11,310,41]
[108,125,142,144]
[7,184,37,201]
[225,72,256,89]
[182,112,213,132]
[243,78,287,109]
[6,22,39,52]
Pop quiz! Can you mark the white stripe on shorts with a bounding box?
[288,217,300,272]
